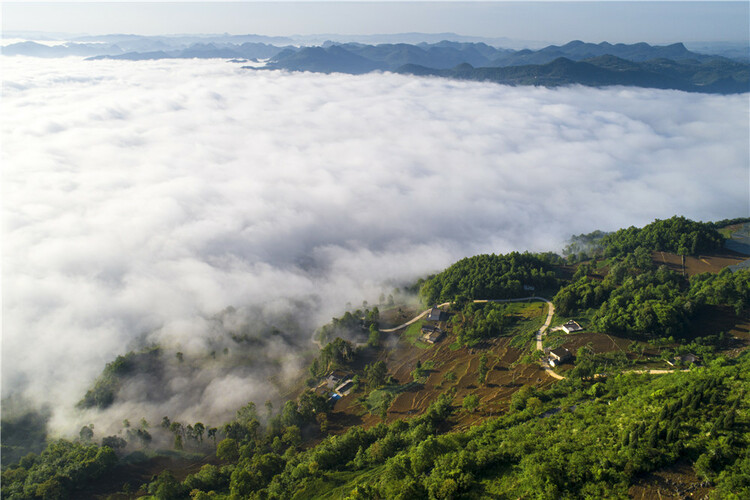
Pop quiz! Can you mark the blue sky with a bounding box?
[2,2,749,44]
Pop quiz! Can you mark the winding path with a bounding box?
[374,297,682,380]
[379,296,563,379]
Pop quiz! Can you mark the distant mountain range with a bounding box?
[271,39,728,72]
[0,31,548,51]
[4,36,747,94]
[259,40,749,94]
[395,55,749,94]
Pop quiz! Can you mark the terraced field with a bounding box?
[327,302,555,430]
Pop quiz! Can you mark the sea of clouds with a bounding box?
[2,56,748,432]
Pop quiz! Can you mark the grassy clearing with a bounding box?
[595,259,609,270]
[495,301,544,319]
[550,307,596,331]
[291,466,386,500]
[120,448,205,464]
[506,303,545,350]
[505,303,546,342]
[440,370,458,388]
[402,320,431,349]
[543,330,568,350]
[509,330,536,349]
[365,382,421,414]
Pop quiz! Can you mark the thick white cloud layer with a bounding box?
[2,57,748,430]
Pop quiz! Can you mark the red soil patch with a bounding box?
[557,331,632,355]
[77,452,221,499]
[629,460,713,499]
[688,305,750,356]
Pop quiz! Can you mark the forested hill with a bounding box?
[417,252,559,305]
[418,216,737,305]
[395,56,750,94]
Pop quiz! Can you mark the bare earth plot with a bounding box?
[629,460,713,500]
[652,249,746,276]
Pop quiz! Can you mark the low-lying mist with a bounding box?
[2,56,748,435]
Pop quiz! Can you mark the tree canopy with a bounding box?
[419,252,558,305]
[600,216,724,257]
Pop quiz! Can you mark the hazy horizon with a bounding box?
[3,2,749,45]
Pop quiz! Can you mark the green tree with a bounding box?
[478,353,489,385]
[207,427,218,447]
[365,361,388,388]
[148,470,186,500]
[462,394,480,413]
[216,438,239,462]
[380,393,394,422]
[368,324,381,347]
[193,422,205,443]
[101,436,126,450]
[79,425,94,443]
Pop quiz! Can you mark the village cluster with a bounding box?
[311,303,704,407]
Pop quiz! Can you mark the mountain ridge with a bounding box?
[7,37,747,94]
[392,55,749,94]
[255,41,749,94]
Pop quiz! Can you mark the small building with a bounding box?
[671,353,701,366]
[421,324,444,344]
[523,284,536,291]
[562,321,583,334]
[426,307,444,322]
[325,370,348,389]
[549,347,573,367]
[422,329,444,344]
[335,379,355,396]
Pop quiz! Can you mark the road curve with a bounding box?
[379,301,452,333]
[381,297,552,333]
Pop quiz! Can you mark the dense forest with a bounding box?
[2,215,749,499]
[599,216,726,257]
